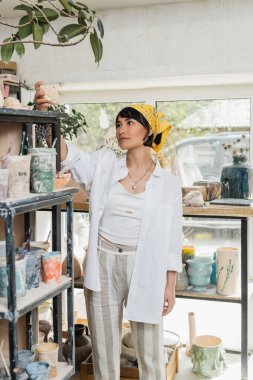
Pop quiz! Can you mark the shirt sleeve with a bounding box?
[61,142,100,194]
[167,179,183,272]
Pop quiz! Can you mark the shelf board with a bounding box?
[0,187,79,215]
[0,108,68,123]
[183,203,253,218]
[176,286,241,303]
[54,363,74,380]
[0,276,72,319]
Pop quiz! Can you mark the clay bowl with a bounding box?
[54,172,71,189]
[193,181,223,201]
[182,186,207,201]
[22,241,50,251]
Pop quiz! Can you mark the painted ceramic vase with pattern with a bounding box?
[190,335,227,378]
[28,148,56,193]
[220,155,253,199]
[216,247,240,296]
[17,247,44,287]
[186,257,213,292]
[41,251,62,284]
[0,256,26,297]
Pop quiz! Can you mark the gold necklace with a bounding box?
[128,161,153,189]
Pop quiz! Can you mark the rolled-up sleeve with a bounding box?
[62,143,100,194]
[167,181,183,272]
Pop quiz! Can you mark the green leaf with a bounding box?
[76,2,89,10]
[14,4,33,19]
[32,22,43,49]
[69,0,83,10]
[1,38,14,64]
[59,0,72,14]
[19,15,30,26]
[40,22,50,34]
[35,8,59,22]
[78,10,87,25]
[18,22,33,39]
[97,17,104,39]
[90,29,103,63]
[14,41,25,58]
[58,24,86,42]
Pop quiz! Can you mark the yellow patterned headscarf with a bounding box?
[130,104,172,153]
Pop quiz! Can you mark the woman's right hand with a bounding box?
[34,81,52,111]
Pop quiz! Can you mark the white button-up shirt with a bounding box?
[65,144,182,324]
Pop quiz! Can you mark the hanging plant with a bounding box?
[0,0,104,64]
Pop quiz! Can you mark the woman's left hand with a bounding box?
[162,271,177,316]
[162,286,176,316]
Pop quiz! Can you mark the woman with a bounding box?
[35,83,182,380]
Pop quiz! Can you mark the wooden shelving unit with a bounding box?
[0,110,75,380]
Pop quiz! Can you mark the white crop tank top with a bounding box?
[99,182,145,246]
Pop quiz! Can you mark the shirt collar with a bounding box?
[118,153,163,177]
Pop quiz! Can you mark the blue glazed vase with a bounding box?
[186,257,213,292]
[220,155,253,199]
[210,252,217,286]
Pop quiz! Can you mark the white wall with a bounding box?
[1,0,253,86]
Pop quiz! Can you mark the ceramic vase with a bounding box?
[182,244,195,264]
[0,257,26,297]
[210,252,217,286]
[28,148,56,193]
[26,361,49,380]
[18,350,35,369]
[6,155,31,198]
[186,257,213,292]
[175,264,189,290]
[190,335,227,378]
[63,324,92,370]
[216,247,240,296]
[220,155,253,199]
[41,251,62,284]
[32,342,59,378]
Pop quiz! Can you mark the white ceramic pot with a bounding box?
[176,264,189,290]
[216,247,240,296]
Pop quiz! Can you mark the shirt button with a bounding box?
[119,248,123,253]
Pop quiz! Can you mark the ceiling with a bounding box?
[0,0,202,17]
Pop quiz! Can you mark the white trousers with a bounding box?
[84,236,166,380]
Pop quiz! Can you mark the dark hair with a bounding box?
[115,107,153,147]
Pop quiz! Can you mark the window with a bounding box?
[68,102,136,150]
